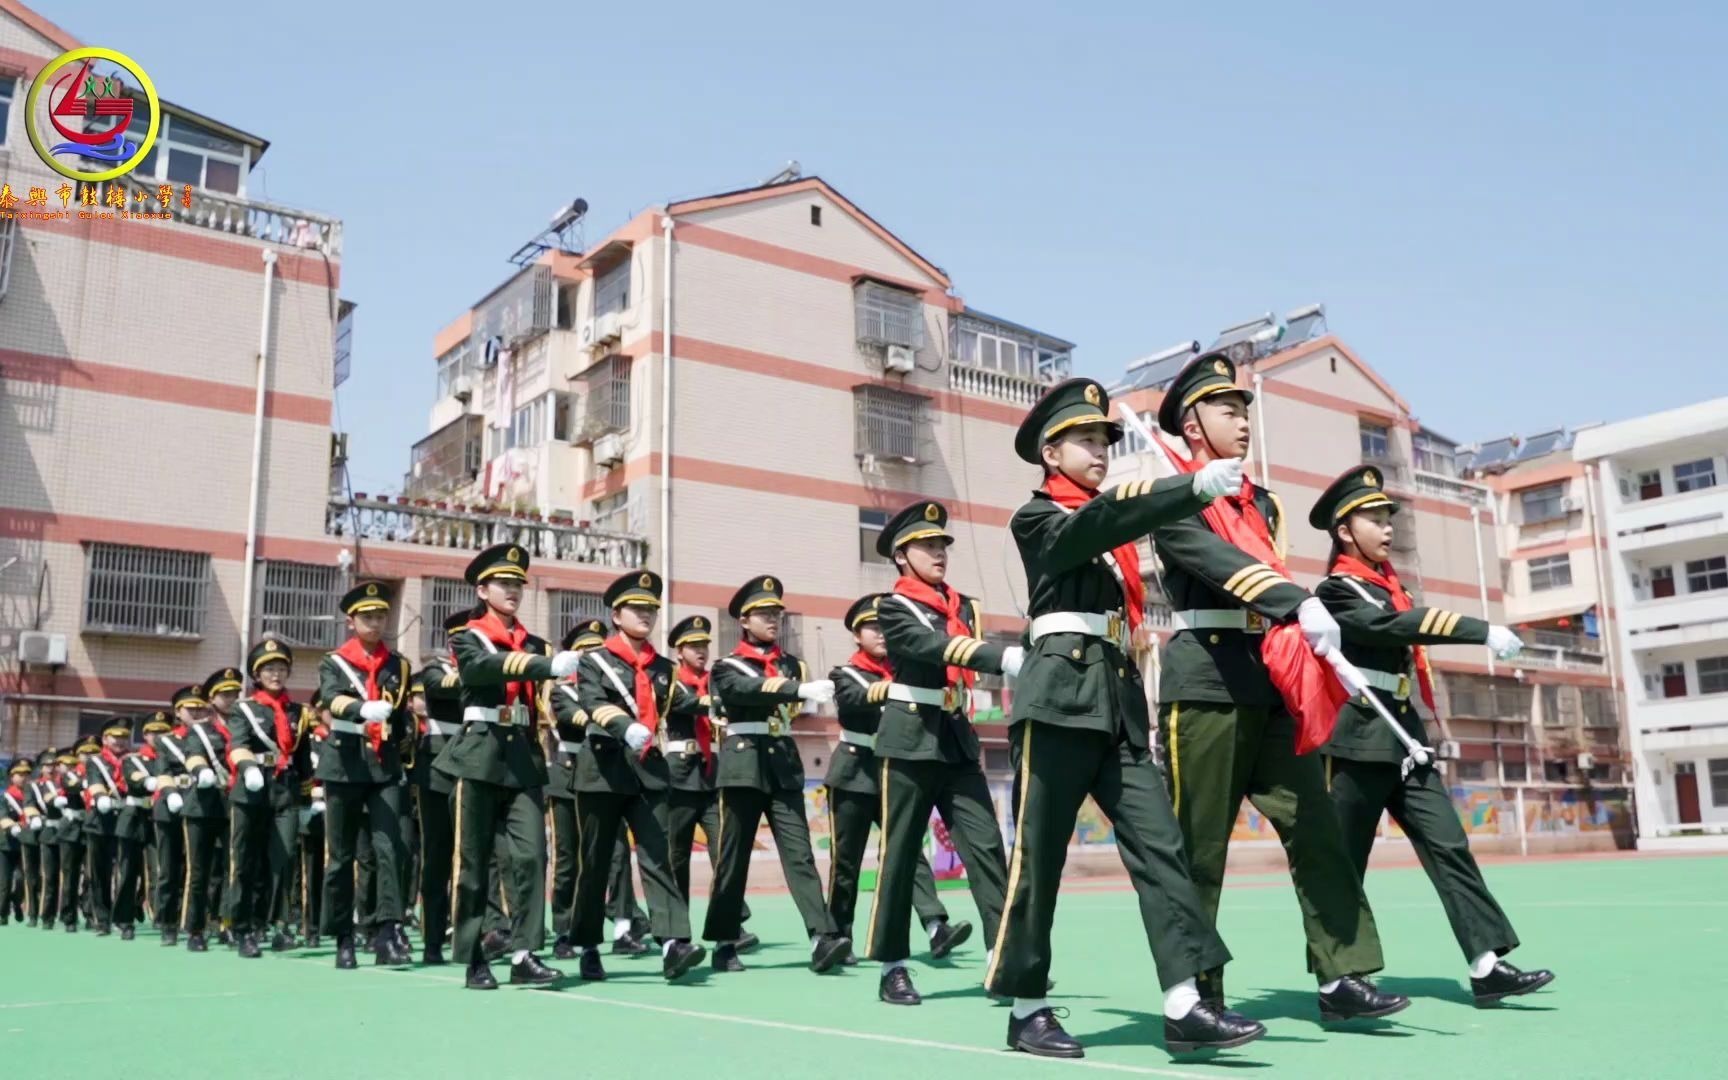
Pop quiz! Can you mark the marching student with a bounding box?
[202,667,245,944]
[1,759,33,925]
[412,611,470,965]
[57,740,91,932]
[546,616,606,960]
[162,684,232,951]
[80,724,133,935]
[114,714,172,941]
[228,638,312,957]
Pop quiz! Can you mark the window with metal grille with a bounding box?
[1520,483,1566,524]
[258,561,346,650]
[1539,684,1576,727]
[1528,554,1572,592]
[82,543,211,637]
[577,355,631,440]
[1359,422,1390,461]
[1580,688,1617,727]
[0,213,15,301]
[0,76,13,146]
[594,257,631,316]
[854,281,923,348]
[550,590,608,641]
[421,577,471,654]
[854,385,927,462]
[1674,458,1717,494]
[1685,555,1728,594]
[1502,761,1528,782]
[1454,760,1486,781]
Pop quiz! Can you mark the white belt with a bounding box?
[124,796,151,808]
[61,809,84,821]
[463,705,531,726]
[1172,609,1268,634]
[662,740,701,756]
[886,684,964,711]
[556,740,583,755]
[838,730,876,750]
[424,719,460,737]
[1029,611,1129,651]
[1357,668,1412,700]
[327,720,368,736]
[726,721,790,737]
[250,752,280,767]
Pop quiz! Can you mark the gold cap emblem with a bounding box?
[924,503,940,522]
[763,577,775,592]
[1212,359,1229,377]
[1364,471,1379,488]
[365,583,379,597]
[1083,383,1101,406]
[264,641,277,652]
[506,547,521,563]
[694,617,705,630]
[639,573,653,588]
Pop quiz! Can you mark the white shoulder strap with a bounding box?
[1329,574,1386,610]
[467,628,499,654]
[193,725,217,760]
[558,684,581,706]
[329,654,372,699]
[162,738,188,766]
[719,656,759,677]
[587,653,638,717]
[838,666,873,691]
[889,593,938,632]
[237,702,276,748]
[1050,503,1129,595]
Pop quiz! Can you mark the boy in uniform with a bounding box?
[546,617,606,959]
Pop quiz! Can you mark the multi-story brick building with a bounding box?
[1573,398,1728,847]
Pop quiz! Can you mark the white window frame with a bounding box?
[1685,555,1728,595]
[859,508,890,564]
[1528,553,1572,592]
[0,74,14,147]
[1697,656,1728,696]
[124,112,248,197]
[1674,458,1718,494]
[82,542,212,638]
[1359,421,1391,460]
[1710,758,1728,806]
[1520,483,1566,524]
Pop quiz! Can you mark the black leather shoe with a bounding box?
[27,917,37,928]
[64,921,77,933]
[662,940,706,981]
[712,943,745,973]
[217,930,233,947]
[1008,1007,1083,1059]
[1471,962,1555,1006]
[1164,1001,1266,1054]
[810,934,850,974]
[1319,975,1410,1021]
[879,966,922,1006]
[96,923,112,937]
[160,929,178,947]
[306,932,321,949]
[841,945,860,966]
[612,931,649,956]
[237,933,262,959]
[394,924,411,953]
[481,929,511,963]
[271,930,298,952]
[375,925,411,967]
[422,946,447,966]
[510,953,562,986]
[187,933,208,953]
[736,930,761,954]
[629,914,651,939]
[465,961,498,990]
[579,949,607,982]
[120,926,136,941]
[335,936,358,970]
[553,935,577,961]
[928,919,973,960]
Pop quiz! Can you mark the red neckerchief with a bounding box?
[1329,552,1438,713]
[731,639,781,679]
[892,575,976,690]
[676,663,713,768]
[605,633,660,759]
[250,688,297,774]
[467,609,531,707]
[849,650,893,680]
[336,637,393,756]
[1043,471,1147,630]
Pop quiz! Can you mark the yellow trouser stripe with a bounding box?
[863,760,890,958]
[1325,754,1333,792]
[1169,704,1182,817]
[984,721,1033,992]
[178,820,192,930]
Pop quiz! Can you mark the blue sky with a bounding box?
[57,1,1728,491]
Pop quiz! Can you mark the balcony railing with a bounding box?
[84,178,342,255]
[1411,469,1489,508]
[1515,643,1607,671]
[1361,451,1410,487]
[326,495,647,568]
[948,364,1048,406]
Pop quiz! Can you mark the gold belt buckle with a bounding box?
[1396,674,1411,699]
[1245,612,1265,633]
[943,686,961,712]
[768,717,784,737]
[1106,612,1124,642]
[503,704,528,727]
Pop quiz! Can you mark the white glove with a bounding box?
[29,817,44,832]
[358,700,393,723]
[196,767,216,789]
[1192,457,1245,501]
[96,795,115,814]
[1485,625,1523,660]
[796,679,836,705]
[143,775,159,792]
[1001,646,1026,678]
[166,792,184,813]
[550,651,582,678]
[52,795,67,809]
[624,723,652,752]
[243,767,265,793]
[1296,597,1342,657]
[310,799,326,816]
[8,826,19,838]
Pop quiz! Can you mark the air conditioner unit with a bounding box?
[1438,739,1461,761]
[450,374,473,402]
[587,312,623,353]
[1560,496,1585,513]
[1576,752,1595,770]
[884,345,915,374]
[17,631,67,666]
[593,432,625,468]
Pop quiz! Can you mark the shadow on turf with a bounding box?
[1232,989,1440,1037]
[1081,1009,1273,1066]
[1375,976,1556,1012]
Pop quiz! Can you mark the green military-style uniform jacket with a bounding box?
[230,694,312,808]
[570,644,686,794]
[826,660,893,795]
[1152,488,1310,708]
[145,744,179,825]
[875,589,1006,763]
[1317,574,1487,764]
[80,751,126,838]
[664,668,716,792]
[164,723,230,820]
[115,749,156,842]
[316,648,412,785]
[546,676,585,800]
[414,656,463,796]
[710,650,810,794]
[434,623,554,790]
[1011,475,1209,748]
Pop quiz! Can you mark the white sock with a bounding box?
[584,945,600,958]
[663,940,675,958]
[1469,951,1497,978]
[811,937,822,958]
[511,949,529,965]
[881,959,907,974]
[1162,978,1201,1020]
[614,918,632,939]
[925,919,943,941]
[1011,997,1049,1020]
[985,949,993,970]
[1319,977,1343,994]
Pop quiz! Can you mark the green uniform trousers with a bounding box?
[153,821,183,930]
[357,823,377,933]
[20,844,42,923]
[704,786,837,943]
[114,837,146,928]
[607,833,641,924]
[547,797,577,940]
[226,799,298,933]
[36,842,60,926]
[418,787,454,949]
[322,781,404,938]
[1328,757,1518,962]
[58,834,85,928]
[573,790,689,945]
[0,848,18,922]
[450,779,546,963]
[208,827,226,931]
[299,812,325,938]
[987,724,1229,997]
[662,789,751,924]
[1160,702,1384,991]
[181,818,222,934]
[85,833,117,927]
[865,759,1006,965]
[826,787,947,943]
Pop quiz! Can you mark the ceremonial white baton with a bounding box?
[1321,649,1434,779]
